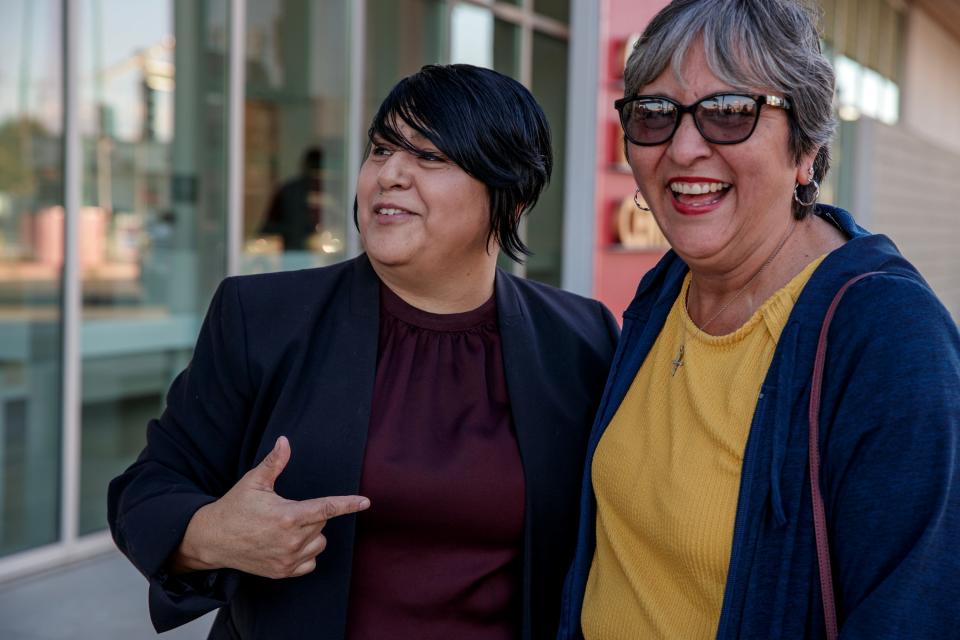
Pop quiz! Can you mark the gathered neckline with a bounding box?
[379,282,497,333]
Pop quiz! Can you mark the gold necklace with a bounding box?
[671,221,797,377]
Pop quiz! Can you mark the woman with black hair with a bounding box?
[108,64,618,640]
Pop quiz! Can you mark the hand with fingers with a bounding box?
[171,435,370,579]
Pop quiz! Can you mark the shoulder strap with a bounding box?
[808,271,886,640]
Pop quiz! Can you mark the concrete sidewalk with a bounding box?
[0,550,214,639]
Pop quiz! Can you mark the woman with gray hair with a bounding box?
[558,0,960,638]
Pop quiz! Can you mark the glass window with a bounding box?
[450,6,520,79]
[534,0,569,24]
[493,19,521,79]
[526,32,568,287]
[834,53,899,125]
[242,0,352,274]
[451,4,494,69]
[0,0,63,557]
[77,0,229,535]
[365,0,446,122]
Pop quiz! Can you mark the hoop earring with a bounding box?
[634,188,651,212]
[793,179,820,207]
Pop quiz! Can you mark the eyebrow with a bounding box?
[405,132,443,153]
[372,130,443,155]
[404,129,428,144]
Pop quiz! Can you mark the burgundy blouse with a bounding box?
[345,283,526,640]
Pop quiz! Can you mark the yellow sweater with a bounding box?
[582,256,825,639]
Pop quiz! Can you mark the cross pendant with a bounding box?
[671,344,685,376]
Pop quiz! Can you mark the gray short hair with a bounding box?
[624,0,836,218]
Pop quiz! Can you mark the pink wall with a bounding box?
[591,0,670,320]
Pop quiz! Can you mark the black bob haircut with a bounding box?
[355,64,552,263]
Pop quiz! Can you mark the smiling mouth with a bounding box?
[375,206,415,217]
[669,181,731,207]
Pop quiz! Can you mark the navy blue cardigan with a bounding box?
[108,254,619,640]
[559,206,960,639]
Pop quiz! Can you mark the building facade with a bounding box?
[1,0,957,580]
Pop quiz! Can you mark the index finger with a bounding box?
[296,495,370,525]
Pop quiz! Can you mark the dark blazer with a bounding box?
[108,254,618,640]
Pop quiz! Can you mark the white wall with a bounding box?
[855,117,960,322]
[900,8,960,155]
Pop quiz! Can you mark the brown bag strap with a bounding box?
[808,271,886,640]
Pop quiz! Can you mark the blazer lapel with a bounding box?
[496,270,566,640]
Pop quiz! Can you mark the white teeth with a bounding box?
[378,208,405,216]
[669,182,731,195]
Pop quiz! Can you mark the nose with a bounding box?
[376,150,413,191]
[666,112,712,166]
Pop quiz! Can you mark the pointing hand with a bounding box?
[173,436,370,579]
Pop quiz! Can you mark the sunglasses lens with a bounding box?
[623,99,678,145]
[696,94,758,143]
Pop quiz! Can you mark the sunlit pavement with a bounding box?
[0,550,213,639]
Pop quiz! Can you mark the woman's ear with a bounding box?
[796,149,819,185]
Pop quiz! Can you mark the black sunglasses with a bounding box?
[614,93,791,146]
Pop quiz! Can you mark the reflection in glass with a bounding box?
[242,0,351,274]
[78,0,229,535]
[526,32,568,287]
[0,0,63,557]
